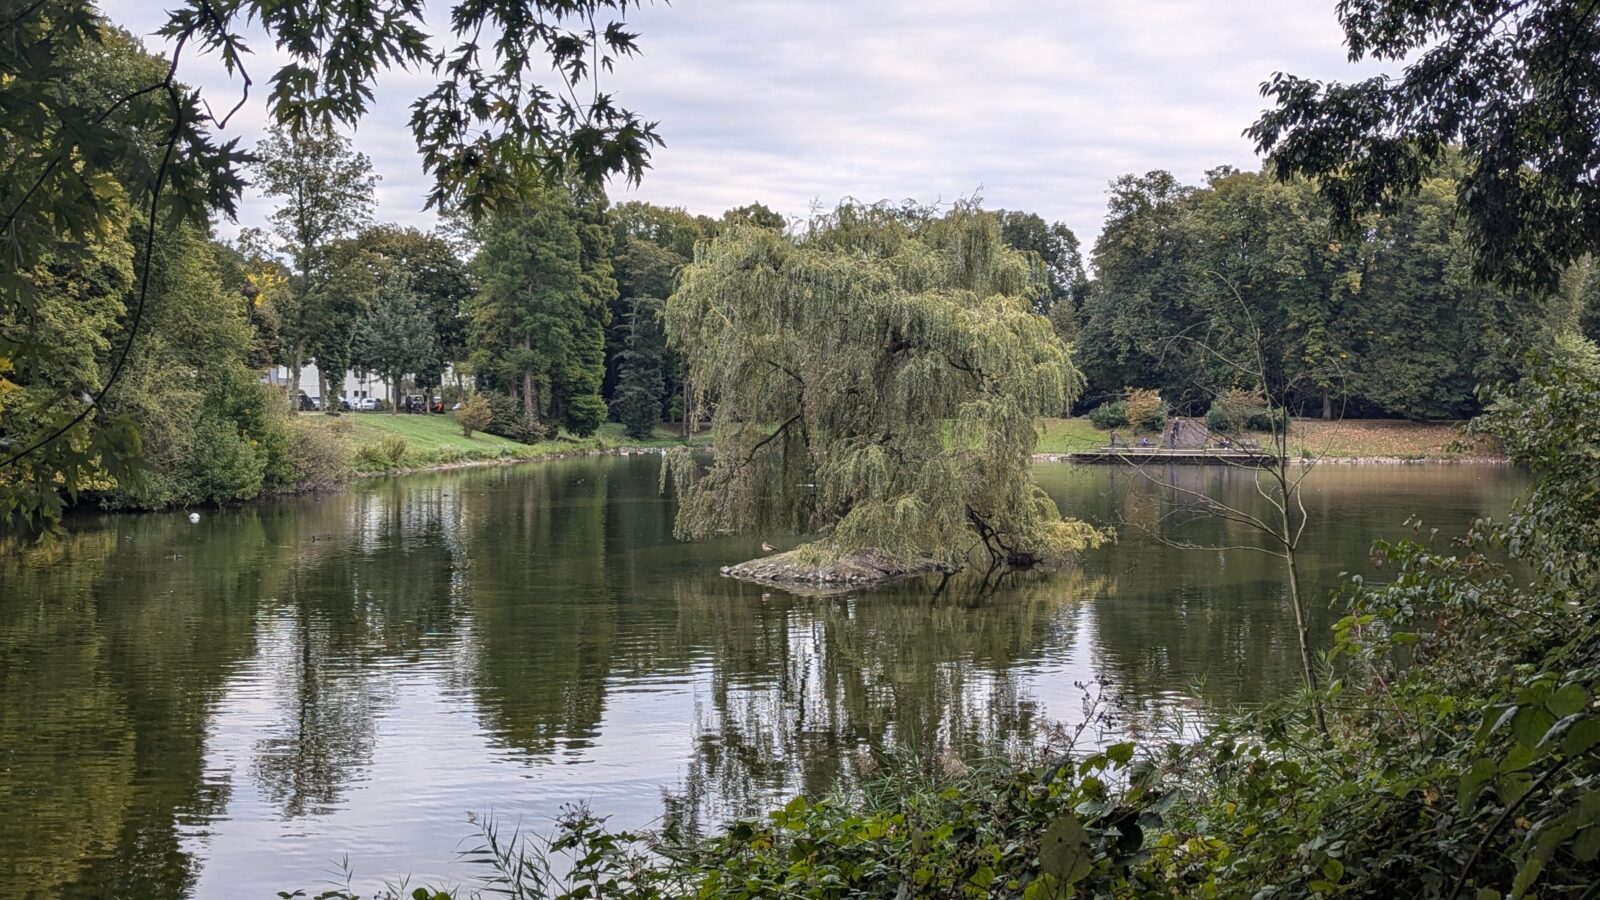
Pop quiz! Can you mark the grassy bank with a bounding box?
[297,412,700,474]
[1036,416,1502,459]
[307,412,1500,476]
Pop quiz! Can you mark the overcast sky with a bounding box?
[101,0,1391,249]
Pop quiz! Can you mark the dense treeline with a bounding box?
[1070,164,1582,420]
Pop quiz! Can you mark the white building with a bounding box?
[264,363,399,405]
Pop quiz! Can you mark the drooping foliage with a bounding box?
[663,202,1104,569]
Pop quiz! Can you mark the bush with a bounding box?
[1088,400,1129,430]
[482,390,551,443]
[562,393,607,437]
[1205,388,1276,434]
[354,435,410,471]
[288,418,352,491]
[1204,405,1236,433]
[455,394,493,437]
[1124,388,1169,432]
[183,413,267,502]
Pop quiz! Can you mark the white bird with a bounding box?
[188,512,201,523]
[761,541,776,553]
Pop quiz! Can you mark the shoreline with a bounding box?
[1031,453,1510,465]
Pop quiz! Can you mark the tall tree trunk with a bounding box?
[288,344,304,411]
[682,377,692,438]
[317,367,331,415]
[390,376,399,414]
[1322,389,1332,421]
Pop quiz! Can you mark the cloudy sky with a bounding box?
[101,0,1391,249]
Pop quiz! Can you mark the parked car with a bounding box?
[430,397,445,414]
[358,397,384,411]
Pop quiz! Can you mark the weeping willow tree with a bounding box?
[662,202,1106,572]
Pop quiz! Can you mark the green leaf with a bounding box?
[1106,742,1135,766]
[1512,706,1556,748]
[1574,827,1600,863]
[1322,858,1344,882]
[1562,717,1600,756]
[1040,814,1093,885]
[1547,683,1588,717]
[1460,757,1497,808]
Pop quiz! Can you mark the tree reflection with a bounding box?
[660,568,1102,835]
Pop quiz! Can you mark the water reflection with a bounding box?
[0,456,1521,897]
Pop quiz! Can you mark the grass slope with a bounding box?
[298,412,703,473]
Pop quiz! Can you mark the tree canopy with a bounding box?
[663,202,1104,570]
[1076,165,1561,418]
[1249,0,1600,292]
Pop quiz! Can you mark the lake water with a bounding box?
[0,456,1522,897]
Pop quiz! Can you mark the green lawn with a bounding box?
[297,412,704,473]
[1035,417,1107,454]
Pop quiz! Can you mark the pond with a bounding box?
[0,456,1522,897]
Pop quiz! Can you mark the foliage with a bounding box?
[480,390,548,444]
[1122,388,1168,432]
[1076,165,1557,418]
[3,0,655,533]
[356,226,474,378]
[613,297,668,439]
[455,395,493,438]
[181,367,295,504]
[1249,0,1600,293]
[1087,401,1129,431]
[354,436,411,472]
[352,274,441,412]
[994,209,1088,314]
[1204,388,1273,434]
[664,202,1104,570]
[468,181,609,435]
[287,417,351,491]
[253,123,378,408]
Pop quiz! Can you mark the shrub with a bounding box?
[288,418,352,491]
[1088,400,1129,430]
[482,390,551,443]
[1205,388,1276,434]
[355,435,411,471]
[1124,388,1168,432]
[1204,405,1236,433]
[562,393,607,437]
[455,394,493,437]
[183,412,267,502]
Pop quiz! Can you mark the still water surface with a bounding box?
[0,456,1521,897]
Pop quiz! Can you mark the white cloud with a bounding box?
[100,0,1388,248]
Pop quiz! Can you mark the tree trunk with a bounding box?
[522,371,536,422]
[316,366,329,416]
[1322,390,1332,421]
[682,378,692,438]
[1283,532,1327,734]
[288,344,304,411]
[390,376,399,414]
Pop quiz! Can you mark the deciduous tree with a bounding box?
[663,202,1104,570]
